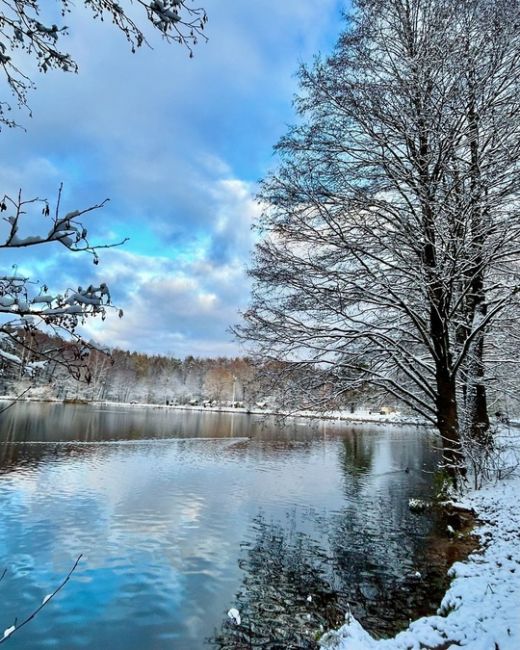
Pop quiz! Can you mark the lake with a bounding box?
[0,403,449,649]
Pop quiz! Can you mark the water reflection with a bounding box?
[340,433,374,481]
[0,403,441,649]
[210,516,344,649]
[210,430,449,647]
[0,402,330,445]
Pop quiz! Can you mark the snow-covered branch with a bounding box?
[0,186,123,381]
[0,1,208,126]
[0,555,82,645]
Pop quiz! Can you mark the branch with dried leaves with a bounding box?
[0,185,123,382]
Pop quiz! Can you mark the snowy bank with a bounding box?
[320,472,520,650]
[98,401,426,425]
[0,394,428,426]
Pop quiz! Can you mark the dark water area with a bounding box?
[0,403,455,649]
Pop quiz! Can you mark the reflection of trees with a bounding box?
[0,442,95,475]
[339,431,374,482]
[209,516,344,649]
[326,501,473,636]
[212,506,462,648]
[0,403,328,445]
[329,432,452,636]
[326,503,430,636]
[212,433,458,646]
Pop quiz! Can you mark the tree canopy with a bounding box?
[237,0,520,479]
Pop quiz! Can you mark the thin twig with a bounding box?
[0,554,83,644]
[0,387,32,416]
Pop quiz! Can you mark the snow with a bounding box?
[8,235,44,246]
[0,348,22,365]
[320,467,520,650]
[227,608,241,625]
[31,295,54,305]
[0,391,429,427]
[66,399,427,426]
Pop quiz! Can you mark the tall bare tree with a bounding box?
[237,0,520,480]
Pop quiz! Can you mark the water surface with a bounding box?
[0,403,442,649]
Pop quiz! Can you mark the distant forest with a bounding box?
[2,333,516,420]
[0,332,364,411]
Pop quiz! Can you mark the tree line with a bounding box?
[0,331,372,411]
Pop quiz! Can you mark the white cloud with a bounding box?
[0,0,346,356]
[70,172,257,356]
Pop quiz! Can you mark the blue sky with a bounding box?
[0,1,346,357]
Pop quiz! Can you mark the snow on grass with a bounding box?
[320,470,520,650]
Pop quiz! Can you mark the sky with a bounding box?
[0,1,346,358]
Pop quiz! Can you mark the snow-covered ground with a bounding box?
[0,394,428,425]
[320,447,520,650]
[97,400,426,425]
[0,394,427,426]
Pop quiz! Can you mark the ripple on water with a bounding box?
[0,406,443,649]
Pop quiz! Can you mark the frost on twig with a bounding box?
[0,555,82,645]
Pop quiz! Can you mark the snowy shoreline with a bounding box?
[320,469,520,650]
[0,394,428,427]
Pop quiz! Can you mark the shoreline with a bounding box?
[0,394,429,427]
[320,456,520,650]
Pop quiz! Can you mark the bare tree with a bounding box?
[236,0,520,481]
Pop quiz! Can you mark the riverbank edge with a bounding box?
[0,395,428,427]
[320,468,520,650]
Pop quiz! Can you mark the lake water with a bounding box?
[0,403,447,649]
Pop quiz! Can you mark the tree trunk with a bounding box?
[464,303,492,447]
[435,363,465,482]
[463,52,492,447]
